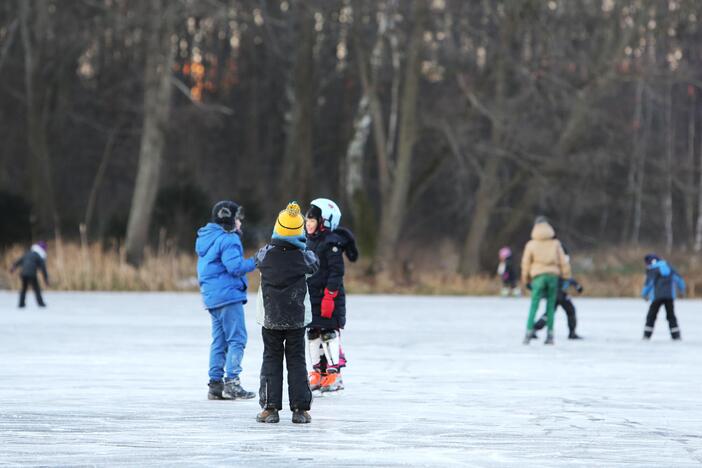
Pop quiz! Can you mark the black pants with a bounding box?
[534,298,576,333]
[259,327,311,411]
[19,276,45,307]
[644,299,680,338]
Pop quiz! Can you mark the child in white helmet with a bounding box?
[304,198,358,392]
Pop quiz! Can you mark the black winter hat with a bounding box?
[305,204,322,222]
[212,200,242,229]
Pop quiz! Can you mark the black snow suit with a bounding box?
[255,239,319,411]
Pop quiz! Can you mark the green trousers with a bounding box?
[526,274,559,332]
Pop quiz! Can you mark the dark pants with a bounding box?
[19,276,45,307]
[644,299,680,338]
[259,327,311,411]
[535,298,577,334]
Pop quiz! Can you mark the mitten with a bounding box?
[321,289,338,318]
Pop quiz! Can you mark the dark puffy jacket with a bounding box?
[255,239,319,330]
[13,246,48,280]
[196,223,256,309]
[641,260,686,301]
[306,227,358,329]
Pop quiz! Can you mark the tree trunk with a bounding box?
[281,2,314,202]
[84,125,121,240]
[631,90,652,245]
[374,0,426,271]
[458,6,508,276]
[19,0,57,238]
[686,87,696,245]
[622,79,644,243]
[694,106,702,252]
[664,82,674,254]
[124,1,175,266]
[344,95,375,256]
[353,11,391,203]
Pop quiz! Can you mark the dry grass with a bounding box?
[1,241,701,297]
[0,241,203,292]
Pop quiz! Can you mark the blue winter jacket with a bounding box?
[196,223,256,309]
[641,260,686,301]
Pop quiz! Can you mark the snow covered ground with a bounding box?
[0,291,701,467]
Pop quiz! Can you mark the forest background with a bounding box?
[2,0,702,296]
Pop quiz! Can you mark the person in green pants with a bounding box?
[521,217,572,345]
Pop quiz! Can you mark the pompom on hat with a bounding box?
[274,202,305,238]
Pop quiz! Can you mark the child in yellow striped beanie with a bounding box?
[255,201,319,423]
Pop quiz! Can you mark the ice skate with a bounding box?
[222,378,255,400]
[292,409,311,424]
[671,327,681,340]
[207,379,224,400]
[568,332,583,340]
[309,370,323,391]
[523,330,535,344]
[256,408,280,423]
[320,371,344,392]
[544,332,554,345]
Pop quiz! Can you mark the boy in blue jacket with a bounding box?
[196,201,257,400]
[641,254,685,340]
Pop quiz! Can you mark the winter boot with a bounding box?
[292,409,311,424]
[223,378,255,400]
[256,408,280,423]
[207,379,224,400]
[533,317,547,331]
[568,332,583,340]
[320,371,344,392]
[544,332,554,345]
[309,370,323,391]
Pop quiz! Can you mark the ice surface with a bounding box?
[0,292,701,467]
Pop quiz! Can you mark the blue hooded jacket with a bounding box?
[196,223,256,309]
[641,260,686,301]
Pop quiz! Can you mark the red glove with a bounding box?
[320,289,338,318]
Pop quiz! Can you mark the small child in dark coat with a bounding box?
[255,202,319,424]
[497,246,520,297]
[10,241,49,308]
[641,254,685,340]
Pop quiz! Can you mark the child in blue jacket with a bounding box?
[196,200,257,400]
[641,254,685,340]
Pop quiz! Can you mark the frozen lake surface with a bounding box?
[0,291,701,467]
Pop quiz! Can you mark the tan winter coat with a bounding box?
[521,222,572,284]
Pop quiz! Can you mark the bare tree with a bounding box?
[125,1,176,266]
[375,0,427,271]
[281,1,315,202]
[19,0,58,238]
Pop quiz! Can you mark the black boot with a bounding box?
[533,318,547,331]
[207,379,224,400]
[256,408,280,423]
[223,378,256,400]
[292,409,311,424]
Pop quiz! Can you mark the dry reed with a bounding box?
[1,241,701,297]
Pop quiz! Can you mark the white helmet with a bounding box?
[308,198,342,231]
